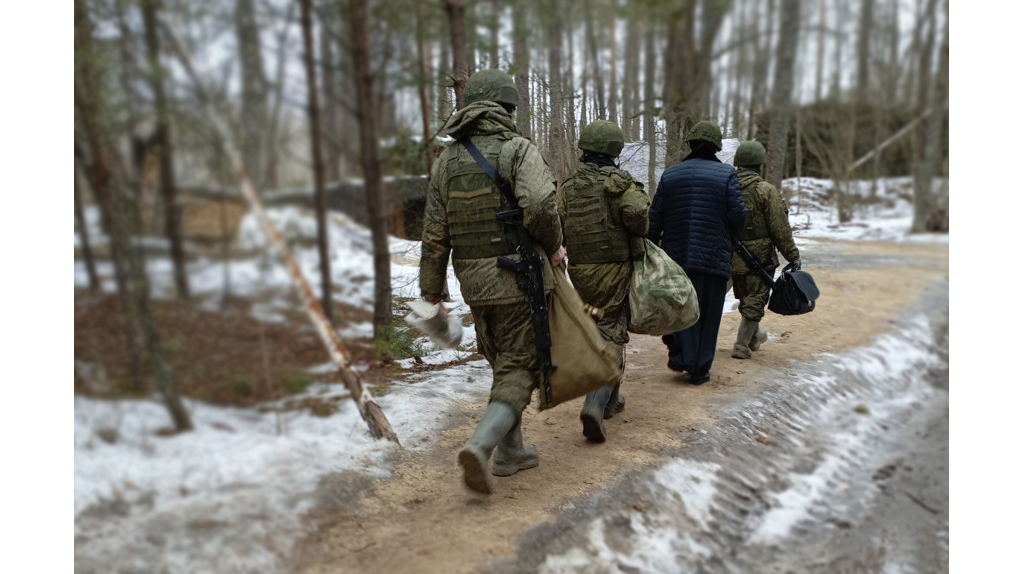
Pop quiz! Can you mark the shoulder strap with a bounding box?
[461,138,520,210]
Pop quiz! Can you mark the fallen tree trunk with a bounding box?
[164,23,399,444]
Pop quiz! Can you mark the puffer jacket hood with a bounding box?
[443,101,519,141]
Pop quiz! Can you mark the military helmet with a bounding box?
[579,120,625,158]
[684,120,723,151]
[734,140,767,167]
[464,69,519,107]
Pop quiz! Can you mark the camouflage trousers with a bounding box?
[731,271,775,322]
[594,303,628,381]
[471,301,540,413]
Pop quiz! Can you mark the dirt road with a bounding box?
[292,239,948,574]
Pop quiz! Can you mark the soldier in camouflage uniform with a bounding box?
[557,120,649,443]
[420,69,565,495]
[730,140,801,359]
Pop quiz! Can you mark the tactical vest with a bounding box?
[738,172,771,242]
[562,164,632,264]
[444,137,520,260]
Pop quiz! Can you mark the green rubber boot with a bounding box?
[748,322,768,352]
[580,385,615,443]
[491,422,540,477]
[732,318,758,359]
[459,401,518,494]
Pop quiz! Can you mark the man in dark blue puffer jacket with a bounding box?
[648,121,746,384]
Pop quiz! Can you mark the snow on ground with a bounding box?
[615,135,948,244]
[75,205,483,569]
[539,315,945,572]
[75,205,472,347]
[783,176,948,244]
[75,359,492,572]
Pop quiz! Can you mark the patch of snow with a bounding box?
[783,176,949,244]
[749,315,943,543]
[74,359,492,572]
[652,459,722,530]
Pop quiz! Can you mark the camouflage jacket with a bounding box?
[557,163,650,312]
[731,168,800,275]
[420,101,561,306]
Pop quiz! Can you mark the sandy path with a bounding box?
[292,240,948,574]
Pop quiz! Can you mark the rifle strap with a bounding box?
[733,241,776,285]
[461,138,520,210]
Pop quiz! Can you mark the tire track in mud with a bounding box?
[492,281,949,574]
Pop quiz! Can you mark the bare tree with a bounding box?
[75,164,100,293]
[444,0,469,109]
[141,0,190,301]
[856,0,875,103]
[608,0,618,127]
[299,0,335,325]
[349,0,393,347]
[764,0,801,189]
[320,10,341,182]
[437,15,453,120]
[416,0,436,175]
[747,0,774,139]
[814,0,826,102]
[584,0,607,120]
[512,0,532,137]
[235,0,269,186]
[911,2,947,233]
[76,1,145,393]
[643,10,657,193]
[664,0,730,168]
[488,0,501,68]
[546,11,567,181]
[622,2,641,140]
[77,0,193,431]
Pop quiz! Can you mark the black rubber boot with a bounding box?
[491,422,540,477]
[458,402,517,494]
[580,385,615,443]
[603,383,625,420]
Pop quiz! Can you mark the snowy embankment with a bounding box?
[75,205,483,571]
[782,177,949,245]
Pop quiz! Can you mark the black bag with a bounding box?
[733,243,820,316]
[767,263,820,316]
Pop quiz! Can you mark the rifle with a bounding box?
[460,139,556,405]
[732,240,777,286]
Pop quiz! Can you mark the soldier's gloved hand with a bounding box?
[549,245,567,268]
[790,259,802,271]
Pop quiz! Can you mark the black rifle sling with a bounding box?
[733,240,777,286]
[461,138,555,405]
[461,138,519,208]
